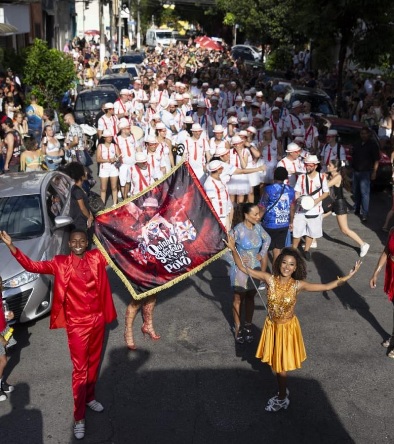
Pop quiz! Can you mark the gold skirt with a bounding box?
[256,316,306,373]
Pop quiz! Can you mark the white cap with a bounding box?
[215,146,230,156]
[208,160,223,172]
[244,96,253,102]
[239,130,248,137]
[302,113,312,120]
[247,126,257,134]
[231,135,243,145]
[104,102,114,109]
[327,129,338,136]
[175,94,183,100]
[256,91,264,97]
[235,95,243,101]
[145,135,158,144]
[135,152,148,162]
[142,197,159,207]
[191,123,203,131]
[213,124,225,133]
[275,97,283,103]
[102,129,113,137]
[197,101,207,108]
[286,142,301,153]
[155,122,166,130]
[292,100,303,109]
[119,118,130,130]
[151,113,161,120]
[120,89,130,95]
[304,154,320,164]
[253,114,264,121]
[227,107,236,114]
[227,116,238,124]
[184,116,193,124]
[263,126,273,133]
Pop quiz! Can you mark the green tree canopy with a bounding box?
[23,39,75,110]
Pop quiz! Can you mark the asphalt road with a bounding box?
[1,186,394,444]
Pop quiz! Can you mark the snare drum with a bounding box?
[300,195,315,210]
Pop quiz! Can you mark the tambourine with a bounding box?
[300,195,315,210]
[173,143,185,156]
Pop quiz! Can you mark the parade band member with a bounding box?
[225,237,361,412]
[0,230,117,440]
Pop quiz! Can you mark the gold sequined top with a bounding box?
[267,276,299,323]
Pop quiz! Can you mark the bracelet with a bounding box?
[336,276,346,287]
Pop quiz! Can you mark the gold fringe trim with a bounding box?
[94,233,227,300]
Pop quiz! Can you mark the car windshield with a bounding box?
[75,91,118,111]
[120,54,144,64]
[99,77,131,90]
[293,94,335,115]
[112,67,138,77]
[157,32,172,39]
[0,195,44,238]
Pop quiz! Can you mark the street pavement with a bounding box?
[1,185,394,444]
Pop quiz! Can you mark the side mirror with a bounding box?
[54,216,73,229]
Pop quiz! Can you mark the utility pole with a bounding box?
[137,0,141,49]
[100,0,105,74]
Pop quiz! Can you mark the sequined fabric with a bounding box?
[266,275,298,323]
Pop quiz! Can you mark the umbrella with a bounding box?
[195,36,222,51]
[84,30,100,36]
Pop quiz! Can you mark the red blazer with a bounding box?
[12,248,117,329]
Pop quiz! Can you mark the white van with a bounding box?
[146,28,176,47]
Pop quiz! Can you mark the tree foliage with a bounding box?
[23,39,75,110]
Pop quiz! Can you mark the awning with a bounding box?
[0,24,18,36]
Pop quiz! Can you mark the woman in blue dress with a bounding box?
[231,203,271,344]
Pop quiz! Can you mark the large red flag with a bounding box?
[93,162,227,300]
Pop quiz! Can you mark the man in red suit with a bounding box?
[0,229,117,440]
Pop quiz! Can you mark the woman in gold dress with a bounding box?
[225,239,361,412]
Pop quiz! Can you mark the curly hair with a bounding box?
[64,161,86,182]
[272,247,307,280]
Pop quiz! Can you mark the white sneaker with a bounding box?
[74,420,85,440]
[258,282,266,291]
[117,191,122,199]
[360,243,370,258]
[310,240,317,249]
[86,399,104,412]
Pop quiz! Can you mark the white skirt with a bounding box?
[228,174,251,195]
[248,158,263,187]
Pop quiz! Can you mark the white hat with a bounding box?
[235,95,243,101]
[197,101,207,108]
[286,142,301,153]
[304,154,320,164]
[240,116,249,123]
[120,89,130,95]
[202,82,209,87]
[134,79,142,84]
[182,93,190,99]
[191,99,198,105]
[247,126,257,134]
[155,122,166,130]
[160,97,169,109]
[142,197,159,207]
[271,106,280,112]
[208,160,223,172]
[263,126,273,133]
[121,62,127,69]
[256,91,264,97]
[302,113,312,120]
[251,101,260,107]
[191,77,198,84]
[119,118,130,130]
[215,146,230,156]
[214,88,220,94]
[227,107,236,114]
[169,99,178,106]
[151,113,161,120]
[239,130,248,137]
[145,135,158,144]
[244,95,253,102]
[231,135,243,145]
[184,116,193,124]
[253,114,264,121]
[327,129,338,136]
[210,95,219,101]
[191,123,203,132]
[102,129,113,137]
[275,97,283,103]
[104,102,114,110]
[292,100,303,109]
[213,124,225,133]
[135,152,148,162]
[158,79,165,85]
[175,94,183,101]
[227,116,238,124]
[206,88,214,95]
[230,81,237,86]
[294,136,305,144]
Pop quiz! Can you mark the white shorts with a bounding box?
[293,213,323,239]
[99,163,119,178]
[119,164,131,186]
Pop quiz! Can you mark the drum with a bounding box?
[300,195,315,210]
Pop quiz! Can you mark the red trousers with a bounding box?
[66,313,105,421]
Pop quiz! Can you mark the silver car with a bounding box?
[0,171,73,322]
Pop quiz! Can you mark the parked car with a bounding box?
[231,45,262,63]
[74,85,119,125]
[315,116,392,187]
[99,73,133,92]
[0,171,74,322]
[284,86,336,116]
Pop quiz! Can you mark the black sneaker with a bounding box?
[0,389,7,402]
[1,381,14,393]
[304,251,311,261]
